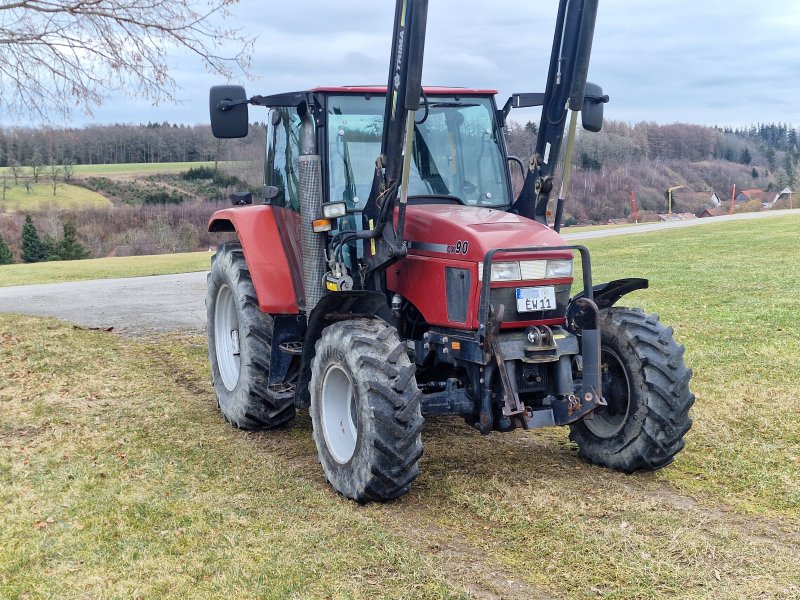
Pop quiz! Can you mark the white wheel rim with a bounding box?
[214,284,241,392]
[320,364,358,464]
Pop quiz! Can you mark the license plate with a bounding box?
[516,286,556,312]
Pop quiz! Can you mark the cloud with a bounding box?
[64,0,800,127]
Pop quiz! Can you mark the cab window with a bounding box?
[266,107,303,211]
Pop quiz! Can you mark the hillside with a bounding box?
[505,119,798,223]
[0,183,111,212]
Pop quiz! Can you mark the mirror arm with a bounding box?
[584,93,609,104]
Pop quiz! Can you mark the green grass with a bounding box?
[582,214,800,515]
[0,161,217,178]
[1,214,799,598]
[0,252,211,287]
[0,183,111,212]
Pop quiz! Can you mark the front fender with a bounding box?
[209,206,301,314]
[294,291,392,408]
[571,278,649,310]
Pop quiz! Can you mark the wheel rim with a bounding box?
[214,284,241,392]
[586,347,631,438]
[320,364,358,464]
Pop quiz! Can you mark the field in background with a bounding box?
[0,161,218,178]
[0,251,210,288]
[0,183,111,213]
[1,215,798,598]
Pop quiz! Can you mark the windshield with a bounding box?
[327,94,510,210]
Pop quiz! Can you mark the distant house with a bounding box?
[697,207,725,218]
[709,192,722,206]
[735,189,773,205]
[764,187,793,209]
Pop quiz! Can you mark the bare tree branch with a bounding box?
[0,0,253,122]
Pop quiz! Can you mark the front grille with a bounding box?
[488,283,570,322]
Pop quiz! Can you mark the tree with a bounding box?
[0,234,13,265]
[62,159,75,183]
[9,161,23,185]
[766,147,777,171]
[58,222,88,261]
[0,0,253,122]
[49,164,62,196]
[739,147,752,165]
[29,153,43,183]
[21,215,45,263]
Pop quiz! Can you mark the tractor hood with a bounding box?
[402,204,572,261]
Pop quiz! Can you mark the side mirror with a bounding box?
[581,82,609,133]
[209,85,249,139]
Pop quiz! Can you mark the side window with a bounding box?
[266,107,302,211]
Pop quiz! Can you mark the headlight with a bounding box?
[322,201,347,219]
[477,261,521,282]
[520,260,547,280]
[490,262,522,281]
[545,259,573,278]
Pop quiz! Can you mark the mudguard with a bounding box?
[294,291,392,408]
[209,206,301,314]
[571,278,649,309]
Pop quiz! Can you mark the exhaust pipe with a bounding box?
[298,101,326,312]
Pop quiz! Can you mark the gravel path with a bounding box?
[0,271,208,335]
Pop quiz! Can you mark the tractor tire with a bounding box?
[569,307,694,472]
[206,242,295,429]
[309,318,424,502]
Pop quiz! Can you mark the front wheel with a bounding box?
[569,307,694,472]
[309,318,424,502]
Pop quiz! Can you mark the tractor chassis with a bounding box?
[414,244,603,433]
[268,244,613,436]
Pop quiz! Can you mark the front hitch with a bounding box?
[567,297,606,409]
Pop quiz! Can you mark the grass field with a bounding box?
[0,183,111,212]
[0,252,211,288]
[0,161,217,179]
[1,215,799,598]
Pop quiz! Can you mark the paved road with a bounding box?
[0,209,797,334]
[0,272,208,335]
[562,208,800,240]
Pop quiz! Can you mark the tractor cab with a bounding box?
[258,87,512,212]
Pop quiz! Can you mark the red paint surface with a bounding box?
[209,206,300,314]
[388,205,574,329]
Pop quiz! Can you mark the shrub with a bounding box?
[58,222,89,260]
[21,215,47,263]
[0,234,13,264]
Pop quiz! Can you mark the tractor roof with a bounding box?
[311,86,498,95]
[251,86,497,108]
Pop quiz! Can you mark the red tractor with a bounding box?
[205,0,693,501]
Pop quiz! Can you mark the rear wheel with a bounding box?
[569,307,694,472]
[309,318,424,502]
[206,242,295,429]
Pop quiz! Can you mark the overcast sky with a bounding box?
[83,0,800,128]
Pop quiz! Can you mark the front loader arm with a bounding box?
[512,0,599,224]
[361,0,429,288]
